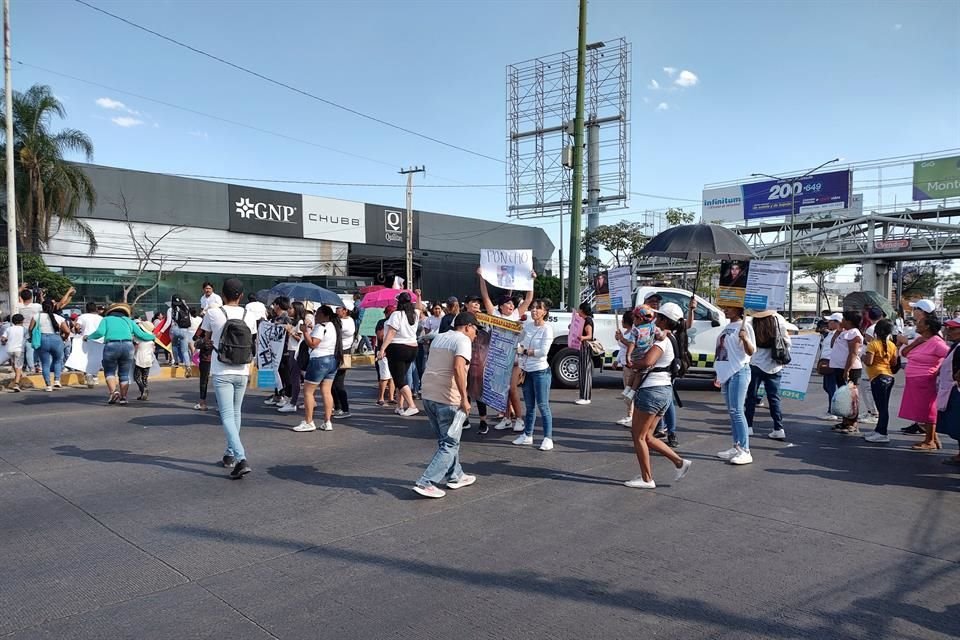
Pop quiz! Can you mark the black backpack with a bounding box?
[173,305,191,329]
[216,307,254,365]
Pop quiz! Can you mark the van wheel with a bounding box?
[551,348,580,389]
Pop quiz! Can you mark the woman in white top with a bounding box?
[817,314,841,420]
[745,310,792,441]
[714,306,757,465]
[623,303,692,488]
[29,299,69,391]
[478,266,536,431]
[512,299,556,451]
[828,310,864,432]
[332,306,356,418]
[377,292,422,417]
[294,305,343,433]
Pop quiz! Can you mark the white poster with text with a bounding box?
[64,336,105,375]
[480,249,534,291]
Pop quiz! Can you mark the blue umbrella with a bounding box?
[265,282,343,307]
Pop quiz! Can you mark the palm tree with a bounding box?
[1,84,97,253]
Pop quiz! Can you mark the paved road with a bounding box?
[1,370,957,639]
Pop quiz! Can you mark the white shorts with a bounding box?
[376,358,391,381]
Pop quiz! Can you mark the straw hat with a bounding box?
[750,309,778,319]
[105,302,133,317]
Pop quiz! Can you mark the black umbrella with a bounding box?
[639,223,755,299]
[843,290,895,321]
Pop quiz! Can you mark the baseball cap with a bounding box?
[446,296,459,307]
[453,311,481,328]
[655,302,684,322]
[945,318,960,328]
[828,312,843,322]
[908,299,936,314]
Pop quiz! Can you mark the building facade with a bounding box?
[40,164,554,308]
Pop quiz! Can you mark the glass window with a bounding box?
[658,292,712,321]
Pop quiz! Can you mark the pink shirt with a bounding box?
[905,335,949,377]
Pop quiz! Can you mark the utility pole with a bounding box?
[4,0,16,315]
[585,119,600,280]
[399,166,424,290]
[566,0,588,307]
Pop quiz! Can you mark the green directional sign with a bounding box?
[913,155,960,200]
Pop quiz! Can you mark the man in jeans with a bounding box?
[413,312,480,498]
[199,278,258,479]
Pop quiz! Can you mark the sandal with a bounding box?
[911,442,938,450]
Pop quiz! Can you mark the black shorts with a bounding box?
[833,368,861,386]
[386,344,418,389]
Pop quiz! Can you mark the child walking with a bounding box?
[134,319,155,401]
[194,329,214,411]
[2,314,26,392]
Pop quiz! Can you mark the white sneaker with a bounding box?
[768,429,786,440]
[400,407,420,417]
[493,417,512,431]
[717,447,739,460]
[860,415,879,425]
[624,475,656,489]
[44,386,52,392]
[277,396,290,408]
[512,434,534,445]
[319,421,333,431]
[413,484,445,499]
[747,427,755,436]
[539,437,554,451]
[574,399,591,405]
[52,380,62,389]
[446,474,476,490]
[821,413,839,421]
[264,396,279,406]
[864,432,890,443]
[729,448,753,465]
[616,417,632,426]
[395,407,404,415]
[512,419,525,432]
[277,404,297,413]
[292,421,316,432]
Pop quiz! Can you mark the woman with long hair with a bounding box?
[29,299,69,391]
[863,319,897,443]
[377,292,422,417]
[899,315,949,450]
[513,298,556,450]
[715,306,756,465]
[169,293,193,378]
[744,310,791,440]
[623,303,693,488]
[293,305,343,433]
[575,302,595,405]
[332,305,356,419]
[279,300,308,413]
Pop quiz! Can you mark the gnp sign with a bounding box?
[228,185,303,238]
[913,156,960,200]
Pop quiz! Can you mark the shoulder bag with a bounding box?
[772,318,791,366]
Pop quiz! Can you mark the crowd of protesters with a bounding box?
[2,275,959,492]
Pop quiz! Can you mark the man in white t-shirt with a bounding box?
[244,294,268,324]
[413,312,480,499]
[199,281,223,315]
[199,278,258,479]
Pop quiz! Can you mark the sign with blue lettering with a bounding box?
[740,170,851,221]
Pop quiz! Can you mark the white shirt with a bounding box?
[37,313,65,334]
[77,313,103,342]
[340,316,356,351]
[245,301,268,324]
[2,324,25,352]
[819,330,836,361]
[421,315,442,335]
[190,315,202,335]
[518,321,554,373]
[938,343,959,411]
[17,301,41,329]
[714,320,755,384]
[829,328,863,370]
[134,337,155,368]
[200,292,223,311]
[493,308,521,321]
[421,330,473,405]
[749,315,792,375]
[200,305,258,376]
[385,311,419,346]
[310,321,338,358]
[641,336,675,388]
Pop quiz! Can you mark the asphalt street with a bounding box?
[1,369,958,639]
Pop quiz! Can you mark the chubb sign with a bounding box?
[235,198,297,224]
[227,185,303,238]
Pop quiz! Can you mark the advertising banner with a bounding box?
[567,313,585,349]
[302,195,366,243]
[594,270,611,312]
[472,313,522,414]
[608,266,633,311]
[64,336,105,375]
[480,249,534,291]
[701,185,744,223]
[740,170,852,221]
[255,322,287,389]
[875,238,912,252]
[777,334,820,400]
[228,185,303,238]
[743,261,789,310]
[363,204,421,248]
[913,155,960,200]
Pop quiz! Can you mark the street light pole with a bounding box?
[4,0,17,316]
[751,157,839,319]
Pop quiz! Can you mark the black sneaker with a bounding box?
[338,411,352,419]
[221,455,236,468]
[478,420,489,435]
[230,460,251,479]
[900,423,923,435]
[653,428,668,440]
[667,434,678,448]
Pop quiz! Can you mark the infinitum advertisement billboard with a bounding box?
[913,155,960,200]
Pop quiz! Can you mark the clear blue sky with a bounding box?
[12,0,960,262]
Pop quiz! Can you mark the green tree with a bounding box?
[533,274,561,306]
[798,257,844,312]
[1,84,97,253]
[582,220,650,268]
[0,249,73,300]
[898,260,950,299]
[664,207,697,227]
[942,273,960,311]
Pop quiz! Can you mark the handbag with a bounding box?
[817,359,832,376]
[339,353,352,370]
[588,340,605,356]
[30,321,42,350]
[772,318,791,365]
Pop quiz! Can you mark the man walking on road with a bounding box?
[413,312,481,498]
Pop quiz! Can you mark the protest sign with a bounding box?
[256,322,287,389]
[358,308,382,336]
[594,271,611,312]
[717,260,750,307]
[64,336,105,375]
[744,261,789,310]
[608,266,633,311]
[473,313,522,413]
[480,249,534,291]
[567,313,585,349]
[757,334,820,401]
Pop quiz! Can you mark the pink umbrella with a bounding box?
[360,288,419,309]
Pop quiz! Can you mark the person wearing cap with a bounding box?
[937,318,960,465]
[85,302,156,404]
[413,311,481,498]
[828,311,864,433]
[438,297,460,334]
[744,309,792,441]
[714,305,756,465]
[816,314,843,421]
[623,302,692,488]
[457,295,490,434]
[899,314,949,450]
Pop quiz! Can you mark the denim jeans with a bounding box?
[722,365,751,449]
[521,368,553,438]
[102,341,134,383]
[417,399,464,487]
[171,327,192,366]
[25,339,36,371]
[745,366,784,431]
[406,358,421,394]
[663,391,677,434]
[213,374,248,461]
[870,375,895,435]
[822,370,837,410]
[37,334,64,385]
